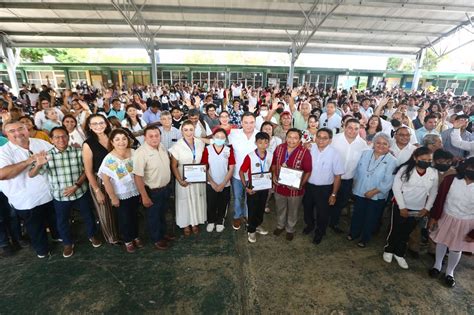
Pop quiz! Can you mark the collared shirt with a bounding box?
[390,142,417,165]
[331,133,369,180]
[352,150,398,200]
[228,128,258,179]
[444,178,474,219]
[441,128,473,158]
[107,108,126,121]
[159,126,182,151]
[44,146,87,201]
[360,106,374,119]
[142,108,161,124]
[319,112,342,131]
[415,127,440,144]
[0,139,53,210]
[293,111,309,130]
[133,142,171,189]
[308,145,345,186]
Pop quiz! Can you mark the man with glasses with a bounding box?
[303,128,344,244]
[202,104,220,130]
[28,126,101,258]
[34,98,64,130]
[0,121,59,258]
[391,126,417,165]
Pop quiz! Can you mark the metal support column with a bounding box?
[288,41,296,88]
[0,36,21,95]
[412,49,425,91]
[150,47,157,85]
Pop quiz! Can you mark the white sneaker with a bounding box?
[394,255,409,269]
[265,207,271,213]
[206,223,215,233]
[256,226,269,235]
[383,252,393,263]
[216,224,225,233]
[248,232,257,243]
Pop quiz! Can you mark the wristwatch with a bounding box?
[331,193,336,197]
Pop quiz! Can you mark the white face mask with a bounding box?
[260,110,268,117]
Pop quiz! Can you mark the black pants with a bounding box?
[303,184,332,238]
[114,196,139,243]
[384,203,419,257]
[246,190,269,233]
[329,179,353,227]
[206,185,231,225]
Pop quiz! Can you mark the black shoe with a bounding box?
[0,246,14,258]
[330,225,344,234]
[428,268,440,278]
[302,225,314,235]
[444,275,456,288]
[407,248,420,259]
[312,235,322,245]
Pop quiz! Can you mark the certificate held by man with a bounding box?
[183,164,207,183]
[250,172,272,191]
[277,166,303,189]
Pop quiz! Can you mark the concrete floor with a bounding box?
[0,204,472,314]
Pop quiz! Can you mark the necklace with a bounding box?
[366,152,387,174]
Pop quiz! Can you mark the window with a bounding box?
[26,70,65,90]
[306,74,335,90]
[69,70,88,88]
[155,71,188,85]
[0,70,23,89]
[437,79,467,94]
[230,72,262,87]
[267,73,288,87]
[192,71,225,88]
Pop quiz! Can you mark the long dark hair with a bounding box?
[125,105,144,130]
[394,146,432,182]
[84,114,112,139]
[455,157,474,179]
[365,115,382,133]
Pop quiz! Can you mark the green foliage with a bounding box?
[20,48,80,62]
[386,57,403,70]
[422,49,441,71]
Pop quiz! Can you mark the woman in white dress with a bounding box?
[169,120,207,236]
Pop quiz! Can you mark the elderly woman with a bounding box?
[428,157,474,288]
[347,133,398,247]
[423,134,443,152]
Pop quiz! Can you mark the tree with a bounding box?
[20,48,79,63]
[386,57,403,71]
[422,49,441,71]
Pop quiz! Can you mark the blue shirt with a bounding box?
[107,109,126,121]
[143,108,161,124]
[415,127,439,144]
[352,150,398,200]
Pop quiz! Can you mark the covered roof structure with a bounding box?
[0,0,473,92]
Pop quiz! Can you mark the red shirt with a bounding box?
[271,143,312,197]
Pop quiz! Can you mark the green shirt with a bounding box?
[293,111,308,130]
[0,136,7,147]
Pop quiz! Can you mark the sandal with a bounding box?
[183,226,191,236]
[192,225,199,234]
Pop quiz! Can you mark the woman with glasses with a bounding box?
[83,114,120,244]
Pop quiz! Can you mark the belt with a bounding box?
[145,186,166,193]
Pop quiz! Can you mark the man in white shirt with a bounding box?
[231,82,242,99]
[303,128,344,244]
[0,121,58,258]
[390,126,417,165]
[228,113,258,230]
[329,118,369,233]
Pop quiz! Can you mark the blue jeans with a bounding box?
[0,192,21,247]
[14,201,57,256]
[231,177,247,219]
[146,187,170,243]
[53,191,97,246]
[349,195,386,244]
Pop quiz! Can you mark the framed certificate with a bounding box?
[277,166,303,189]
[183,164,207,183]
[250,172,272,191]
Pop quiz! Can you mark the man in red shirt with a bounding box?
[271,128,312,241]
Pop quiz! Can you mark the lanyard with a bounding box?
[183,138,196,162]
[283,147,296,165]
[255,149,267,173]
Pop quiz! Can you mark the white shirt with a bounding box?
[231,84,242,98]
[385,124,418,145]
[256,115,277,131]
[390,142,417,165]
[268,136,282,155]
[34,108,64,130]
[360,106,374,119]
[407,105,419,121]
[444,178,474,219]
[0,139,53,210]
[331,133,369,180]
[308,145,345,185]
[319,112,342,131]
[228,129,257,179]
[392,166,438,211]
[205,145,233,187]
[451,128,474,157]
[121,118,147,144]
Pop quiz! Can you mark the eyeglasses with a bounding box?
[323,119,328,127]
[52,135,68,140]
[90,121,106,127]
[5,126,26,134]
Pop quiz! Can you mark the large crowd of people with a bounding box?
[0,79,473,288]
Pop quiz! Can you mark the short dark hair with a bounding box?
[255,131,270,142]
[188,108,200,117]
[206,104,216,112]
[143,125,161,136]
[50,126,69,137]
[344,118,360,127]
[433,149,453,161]
[286,128,302,139]
[424,114,437,123]
[317,127,333,139]
[242,112,256,119]
[150,100,161,108]
[455,157,474,179]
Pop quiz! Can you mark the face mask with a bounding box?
[465,169,474,180]
[416,160,431,169]
[434,164,450,172]
[213,138,226,146]
[276,108,284,114]
[260,110,268,117]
